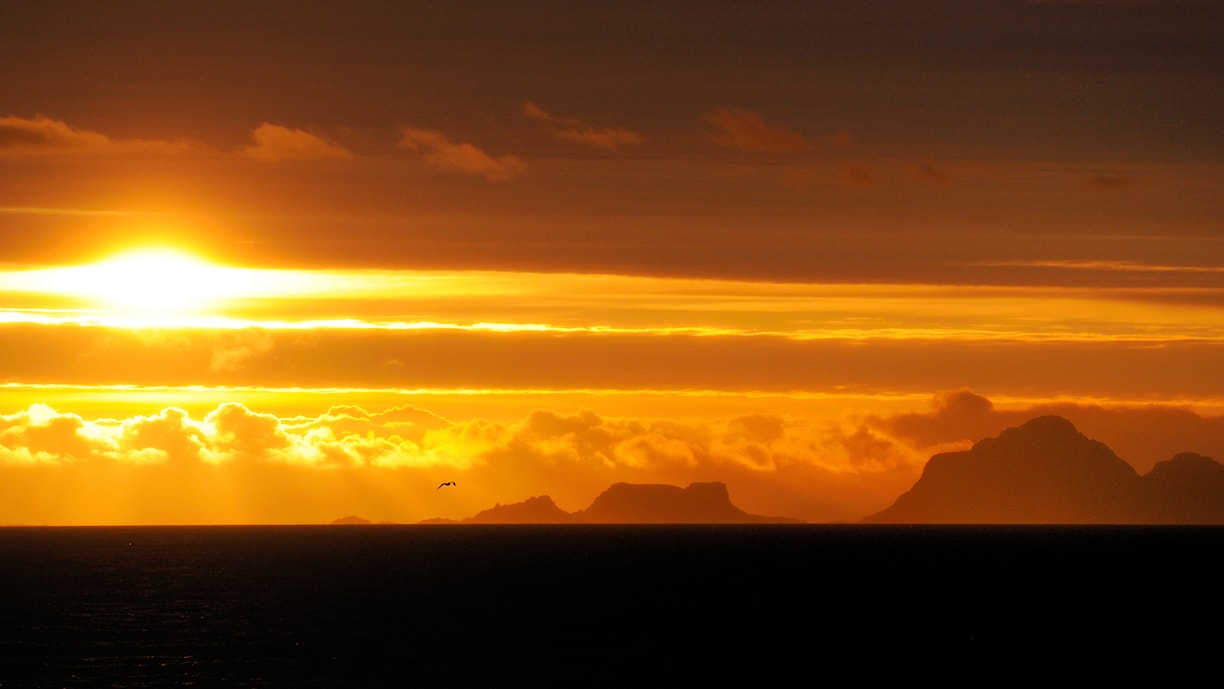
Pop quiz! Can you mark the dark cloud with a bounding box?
[703,108,810,154]
[0,115,108,152]
[0,115,202,156]
[398,127,525,180]
[523,102,645,151]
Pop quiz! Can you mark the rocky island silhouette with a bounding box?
[865,415,1224,523]
[336,416,1223,525]
[419,481,802,524]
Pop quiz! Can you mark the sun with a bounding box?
[8,247,268,319]
[79,249,228,314]
[3,246,392,327]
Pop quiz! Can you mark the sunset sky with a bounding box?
[1,0,1222,524]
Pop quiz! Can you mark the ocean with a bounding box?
[0,524,1219,687]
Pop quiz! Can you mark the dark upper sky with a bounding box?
[5,1,1220,155]
[2,0,1222,284]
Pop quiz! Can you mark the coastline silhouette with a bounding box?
[390,416,1224,525]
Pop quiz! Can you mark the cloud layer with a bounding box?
[0,399,924,524]
[2,391,1220,524]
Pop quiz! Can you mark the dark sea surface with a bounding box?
[0,524,1220,688]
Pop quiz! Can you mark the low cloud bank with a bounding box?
[1,391,1219,524]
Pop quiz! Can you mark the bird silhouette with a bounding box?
[437,481,456,489]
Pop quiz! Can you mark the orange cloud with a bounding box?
[243,123,352,161]
[0,115,109,153]
[703,107,810,154]
[205,402,292,460]
[523,101,646,151]
[0,404,98,464]
[0,400,929,523]
[0,115,202,156]
[398,126,525,180]
[7,393,1219,524]
[471,408,922,477]
[118,407,208,463]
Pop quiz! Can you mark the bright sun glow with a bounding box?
[5,248,318,320]
[77,249,228,313]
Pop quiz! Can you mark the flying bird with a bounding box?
[437,481,456,489]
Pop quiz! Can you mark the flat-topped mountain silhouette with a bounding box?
[574,482,799,523]
[432,481,801,524]
[865,415,1224,524]
[331,515,373,525]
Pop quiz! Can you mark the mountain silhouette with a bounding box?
[463,495,573,524]
[865,415,1224,524]
[573,482,799,524]
[425,481,801,524]
[1139,452,1224,524]
[330,515,373,525]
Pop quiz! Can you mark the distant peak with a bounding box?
[1168,452,1216,466]
[461,494,571,524]
[331,515,372,525]
[1016,415,1079,435]
[420,480,802,524]
[865,414,1143,524]
[989,415,1089,451]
